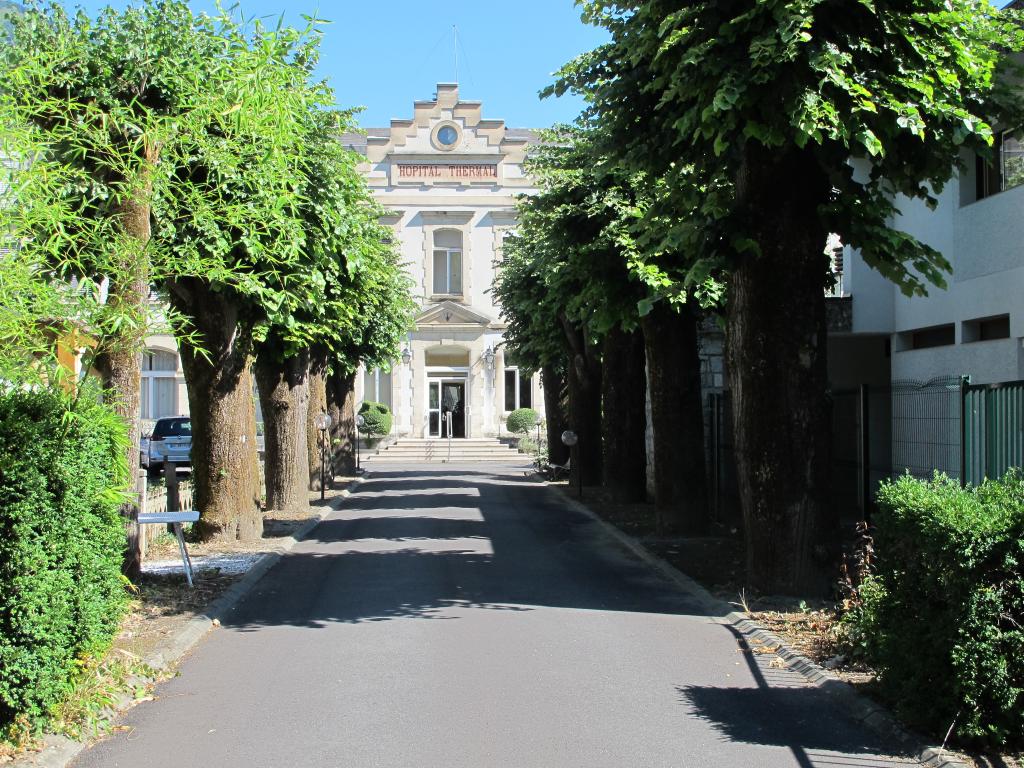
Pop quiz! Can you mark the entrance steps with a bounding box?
[364,438,526,463]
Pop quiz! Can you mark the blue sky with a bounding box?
[68,0,608,129]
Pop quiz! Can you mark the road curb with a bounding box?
[545,481,968,768]
[13,476,365,768]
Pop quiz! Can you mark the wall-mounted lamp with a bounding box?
[401,347,412,366]
[483,345,495,371]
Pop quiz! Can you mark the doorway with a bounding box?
[427,380,466,438]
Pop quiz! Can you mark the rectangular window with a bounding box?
[519,373,532,408]
[504,370,516,412]
[976,128,1024,200]
[378,369,392,410]
[154,378,176,418]
[363,368,394,409]
[448,251,462,295]
[1002,129,1024,191]
[963,314,1011,343]
[140,349,179,419]
[503,367,532,410]
[979,315,1011,341]
[911,324,955,350]
[432,249,463,295]
[433,250,447,294]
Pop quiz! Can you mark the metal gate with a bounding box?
[891,376,962,482]
[962,378,1024,486]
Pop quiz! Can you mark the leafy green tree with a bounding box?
[498,122,712,522]
[497,192,604,488]
[557,0,1024,593]
[0,0,271,561]
[158,16,339,540]
[3,0,191,459]
[498,125,652,500]
[2,1,343,543]
[321,239,416,478]
[255,114,414,512]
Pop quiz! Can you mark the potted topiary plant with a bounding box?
[358,401,392,449]
[505,407,538,435]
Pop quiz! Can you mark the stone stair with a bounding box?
[364,438,527,463]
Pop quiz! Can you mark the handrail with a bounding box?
[446,411,453,462]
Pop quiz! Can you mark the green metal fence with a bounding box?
[962,378,1024,486]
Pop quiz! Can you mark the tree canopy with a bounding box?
[1,0,415,540]
[554,0,1024,294]
[0,0,330,379]
[496,123,650,373]
[258,111,415,374]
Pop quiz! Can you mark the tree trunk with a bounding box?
[306,346,329,490]
[601,327,647,502]
[168,280,261,542]
[255,338,311,515]
[326,368,356,476]
[561,315,602,486]
[93,167,156,580]
[728,145,837,596]
[641,300,709,534]
[541,363,570,466]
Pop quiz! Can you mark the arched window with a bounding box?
[432,229,463,296]
[140,349,178,419]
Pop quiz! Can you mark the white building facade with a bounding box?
[835,127,1024,387]
[344,84,544,439]
[823,123,1024,488]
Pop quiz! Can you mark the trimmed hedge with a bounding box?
[0,388,130,734]
[358,401,392,437]
[505,407,538,435]
[848,472,1024,748]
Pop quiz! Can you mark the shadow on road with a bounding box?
[220,466,718,631]
[677,623,918,765]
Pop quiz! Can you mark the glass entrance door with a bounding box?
[428,381,442,437]
[427,379,467,438]
[441,382,466,438]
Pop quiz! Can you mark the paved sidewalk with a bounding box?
[73,464,919,768]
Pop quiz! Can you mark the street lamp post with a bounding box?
[314,412,333,501]
[561,429,581,500]
[355,414,365,473]
[534,413,543,467]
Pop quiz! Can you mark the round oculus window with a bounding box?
[437,125,459,146]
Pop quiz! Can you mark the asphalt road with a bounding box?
[74,464,919,768]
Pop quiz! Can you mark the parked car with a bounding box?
[143,416,192,477]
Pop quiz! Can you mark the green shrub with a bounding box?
[358,401,392,436]
[517,436,537,454]
[505,407,538,435]
[0,387,130,735]
[845,472,1024,748]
